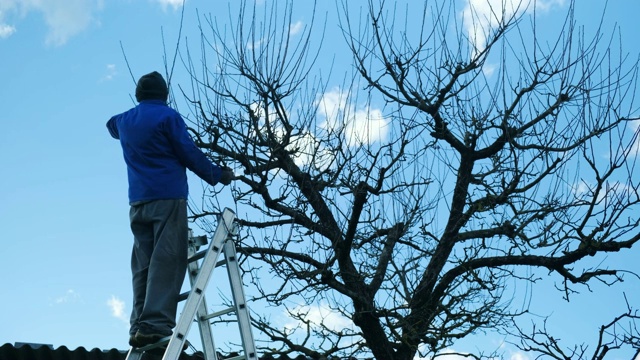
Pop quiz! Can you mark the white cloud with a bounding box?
[289,20,303,36]
[461,0,566,56]
[0,0,102,46]
[107,295,129,324]
[244,17,302,48]
[0,23,15,38]
[246,37,265,51]
[413,348,473,360]
[100,63,117,82]
[247,102,334,170]
[283,302,354,334]
[630,119,640,156]
[571,179,635,207]
[39,0,97,46]
[51,289,81,305]
[414,348,529,360]
[482,62,498,77]
[288,131,336,170]
[510,351,530,360]
[318,88,389,147]
[155,0,184,11]
[246,87,389,171]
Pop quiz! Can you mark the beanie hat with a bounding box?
[135,71,169,102]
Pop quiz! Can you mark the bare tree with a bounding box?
[510,304,640,360]
[171,0,640,359]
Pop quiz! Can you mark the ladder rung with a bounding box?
[188,249,228,266]
[225,355,248,360]
[135,336,170,352]
[188,249,207,263]
[201,306,236,321]
[216,259,228,268]
[178,288,202,302]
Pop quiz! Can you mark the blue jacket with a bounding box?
[107,100,222,204]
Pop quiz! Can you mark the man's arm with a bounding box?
[166,113,224,186]
[106,116,120,139]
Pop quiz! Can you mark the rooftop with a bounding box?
[0,342,343,360]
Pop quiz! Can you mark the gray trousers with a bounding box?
[129,199,188,336]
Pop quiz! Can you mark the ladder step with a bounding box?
[181,263,228,302]
[188,249,228,267]
[177,291,189,302]
[178,285,205,302]
[135,336,170,352]
[201,306,236,321]
[188,249,207,262]
[226,355,249,360]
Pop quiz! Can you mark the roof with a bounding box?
[0,342,333,360]
[1,343,127,360]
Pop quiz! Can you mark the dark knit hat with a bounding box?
[135,71,169,102]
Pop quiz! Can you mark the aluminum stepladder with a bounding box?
[125,208,257,360]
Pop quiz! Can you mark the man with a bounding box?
[107,71,234,348]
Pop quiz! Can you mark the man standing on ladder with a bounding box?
[106,71,234,349]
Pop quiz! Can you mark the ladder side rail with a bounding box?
[162,209,237,360]
[163,243,222,360]
[125,337,171,360]
[187,244,218,360]
[223,239,258,360]
[125,348,143,360]
[194,299,218,360]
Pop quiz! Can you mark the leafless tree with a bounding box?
[170,0,640,359]
[510,296,640,359]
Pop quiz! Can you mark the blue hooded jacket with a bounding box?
[107,100,222,204]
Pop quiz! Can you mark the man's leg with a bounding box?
[129,203,155,338]
[137,199,189,336]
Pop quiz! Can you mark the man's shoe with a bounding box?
[128,334,139,347]
[133,331,190,351]
[144,348,189,360]
[133,331,166,347]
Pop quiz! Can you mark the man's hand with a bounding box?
[219,166,235,185]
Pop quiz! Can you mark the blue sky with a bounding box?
[0,0,639,359]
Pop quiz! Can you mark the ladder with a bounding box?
[125,208,257,360]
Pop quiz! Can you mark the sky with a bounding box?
[0,0,639,359]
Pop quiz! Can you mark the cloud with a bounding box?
[413,347,473,360]
[107,295,129,324]
[0,23,15,38]
[283,302,354,334]
[51,289,81,305]
[246,37,264,51]
[509,351,530,360]
[289,21,303,35]
[288,131,336,170]
[243,18,304,48]
[100,63,117,82]
[482,62,498,77]
[246,102,334,170]
[154,0,184,11]
[461,0,566,55]
[630,119,640,156]
[318,88,389,147]
[0,0,102,46]
[246,87,389,171]
[571,179,635,207]
[413,348,530,360]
